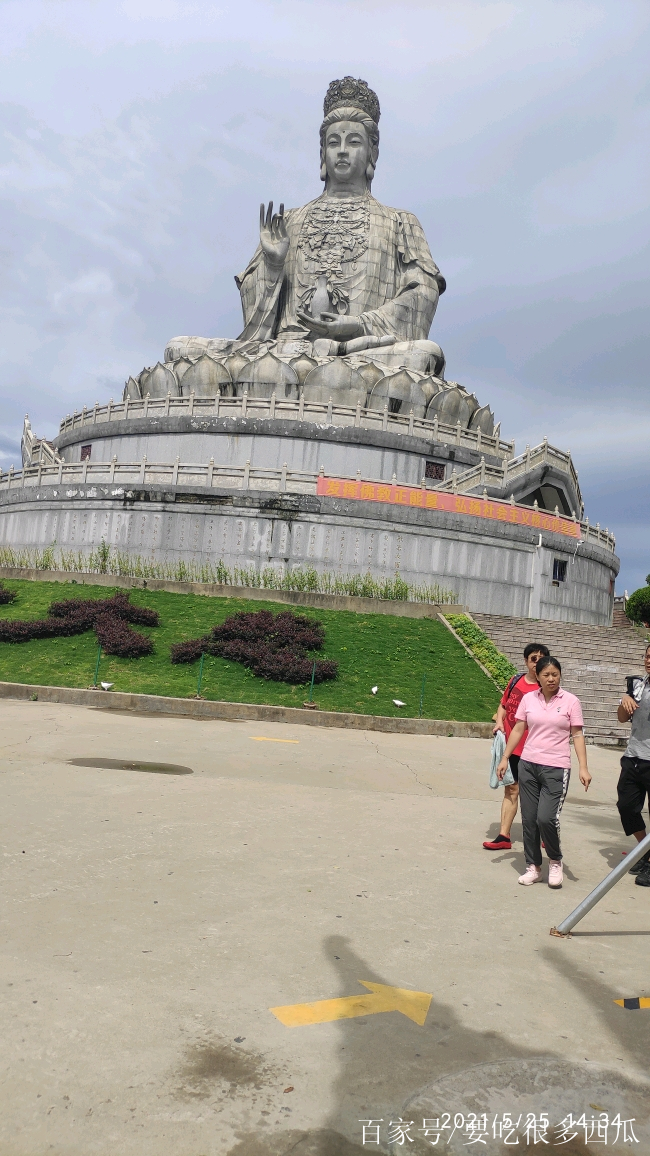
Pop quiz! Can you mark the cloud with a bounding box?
[0,0,648,590]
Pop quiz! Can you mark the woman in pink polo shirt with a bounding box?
[497,656,591,888]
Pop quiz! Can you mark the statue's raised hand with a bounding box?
[260,202,289,267]
[296,311,363,342]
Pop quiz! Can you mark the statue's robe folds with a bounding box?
[235,194,445,345]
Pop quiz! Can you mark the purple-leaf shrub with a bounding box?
[0,583,17,605]
[170,609,337,684]
[0,592,158,657]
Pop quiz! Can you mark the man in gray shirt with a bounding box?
[617,643,650,887]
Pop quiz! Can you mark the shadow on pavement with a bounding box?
[227,934,649,1154]
[571,930,650,937]
[543,943,650,1072]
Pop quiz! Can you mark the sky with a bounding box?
[0,0,648,591]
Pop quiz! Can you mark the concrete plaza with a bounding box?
[1,699,649,1155]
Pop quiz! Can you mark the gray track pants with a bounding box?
[518,760,570,865]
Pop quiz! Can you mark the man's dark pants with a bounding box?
[617,756,650,836]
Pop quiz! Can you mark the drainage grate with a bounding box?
[68,758,193,775]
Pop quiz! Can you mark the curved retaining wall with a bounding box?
[54,414,490,487]
[0,481,618,624]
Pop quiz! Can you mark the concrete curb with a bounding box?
[0,680,493,738]
[0,567,465,619]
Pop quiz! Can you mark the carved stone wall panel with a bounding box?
[426,385,474,427]
[290,354,318,385]
[140,362,179,399]
[180,355,233,398]
[352,360,385,390]
[236,353,300,400]
[224,352,250,383]
[124,376,142,401]
[469,403,495,436]
[302,359,367,405]
[418,375,445,407]
[173,357,193,382]
[367,369,429,418]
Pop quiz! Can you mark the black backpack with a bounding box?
[626,675,645,699]
[504,672,526,702]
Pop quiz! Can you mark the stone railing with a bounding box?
[0,458,319,496]
[21,417,63,467]
[436,438,583,510]
[54,394,515,460]
[0,457,615,552]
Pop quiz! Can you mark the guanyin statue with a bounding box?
[233,76,444,353]
[127,77,494,434]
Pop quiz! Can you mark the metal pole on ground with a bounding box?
[419,673,426,719]
[93,644,102,687]
[308,661,316,703]
[550,830,650,937]
[196,652,205,698]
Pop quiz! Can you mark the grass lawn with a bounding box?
[0,580,500,721]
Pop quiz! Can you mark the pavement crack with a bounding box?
[363,733,434,792]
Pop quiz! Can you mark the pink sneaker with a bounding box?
[518,864,542,886]
[548,861,563,888]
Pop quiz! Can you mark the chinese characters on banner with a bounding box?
[316,476,581,541]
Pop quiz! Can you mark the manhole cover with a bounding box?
[68,757,193,775]
[390,1058,650,1154]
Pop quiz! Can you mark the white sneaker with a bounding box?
[548,860,563,888]
[518,864,543,886]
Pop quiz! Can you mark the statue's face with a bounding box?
[324,120,370,187]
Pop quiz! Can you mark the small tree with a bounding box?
[626,584,650,625]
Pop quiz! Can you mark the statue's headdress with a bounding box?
[323,77,380,125]
[319,77,380,186]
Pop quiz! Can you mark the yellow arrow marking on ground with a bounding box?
[270,981,432,1027]
[251,737,299,743]
[614,997,650,1010]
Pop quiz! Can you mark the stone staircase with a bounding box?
[473,613,649,747]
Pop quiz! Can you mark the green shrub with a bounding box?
[445,614,517,688]
[626,586,650,625]
[0,583,17,605]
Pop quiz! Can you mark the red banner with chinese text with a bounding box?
[316,476,581,540]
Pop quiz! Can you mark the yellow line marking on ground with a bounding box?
[614,997,650,1010]
[251,737,299,743]
[270,981,432,1027]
